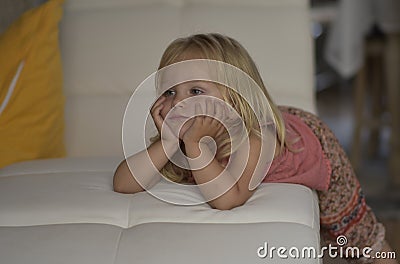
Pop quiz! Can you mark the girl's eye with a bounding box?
[163,90,175,97]
[191,88,204,95]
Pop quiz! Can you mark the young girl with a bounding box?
[113,33,397,264]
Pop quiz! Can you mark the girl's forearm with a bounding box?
[113,140,178,193]
[184,142,248,210]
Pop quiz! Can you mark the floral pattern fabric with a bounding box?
[279,106,385,263]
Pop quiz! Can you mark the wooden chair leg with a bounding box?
[385,33,400,187]
[351,63,367,170]
[368,49,384,157]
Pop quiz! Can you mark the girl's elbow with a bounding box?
[113,169,146,194]
[113,180,143,194]
[213,204,236,210]
[113,171,133,194]
[208,199,245,210]
[113,182,124,193]
[113,161,132,193]
[208,187,251,210]
[113,177,130,193]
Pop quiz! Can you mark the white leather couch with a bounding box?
[0,0,321,263]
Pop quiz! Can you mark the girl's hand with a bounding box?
[182,98,226,145]
[150,96,177,144]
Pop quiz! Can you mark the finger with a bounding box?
[209,100,219,126]
[151,104,165,131]
[203,98,211,124]
[217,102,227,135]
[151,104,163,119]
[194,102,203,125]
[153,115,164,131]
[210,100,217,125]
[150,104,160,116]
[215,100,223,122]
[195,102,202,117]
[151,96,165,111]
[206,98,212,117]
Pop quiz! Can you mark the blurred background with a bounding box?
[311,0,400,255]
[1,0,399,256]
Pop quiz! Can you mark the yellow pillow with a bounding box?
[0,0,65,168]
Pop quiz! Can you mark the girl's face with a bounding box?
[160,81,225,139]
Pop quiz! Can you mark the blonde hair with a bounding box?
[156,33,288,183]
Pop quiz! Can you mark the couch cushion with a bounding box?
[0,158,319,230]
[115,222,320,264]
[0,224,122,264]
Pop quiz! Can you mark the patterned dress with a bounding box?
[279,106,385,263]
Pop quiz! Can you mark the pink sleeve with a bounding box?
[263,113,331,191]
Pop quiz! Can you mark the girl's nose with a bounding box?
[172,93,187,108]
